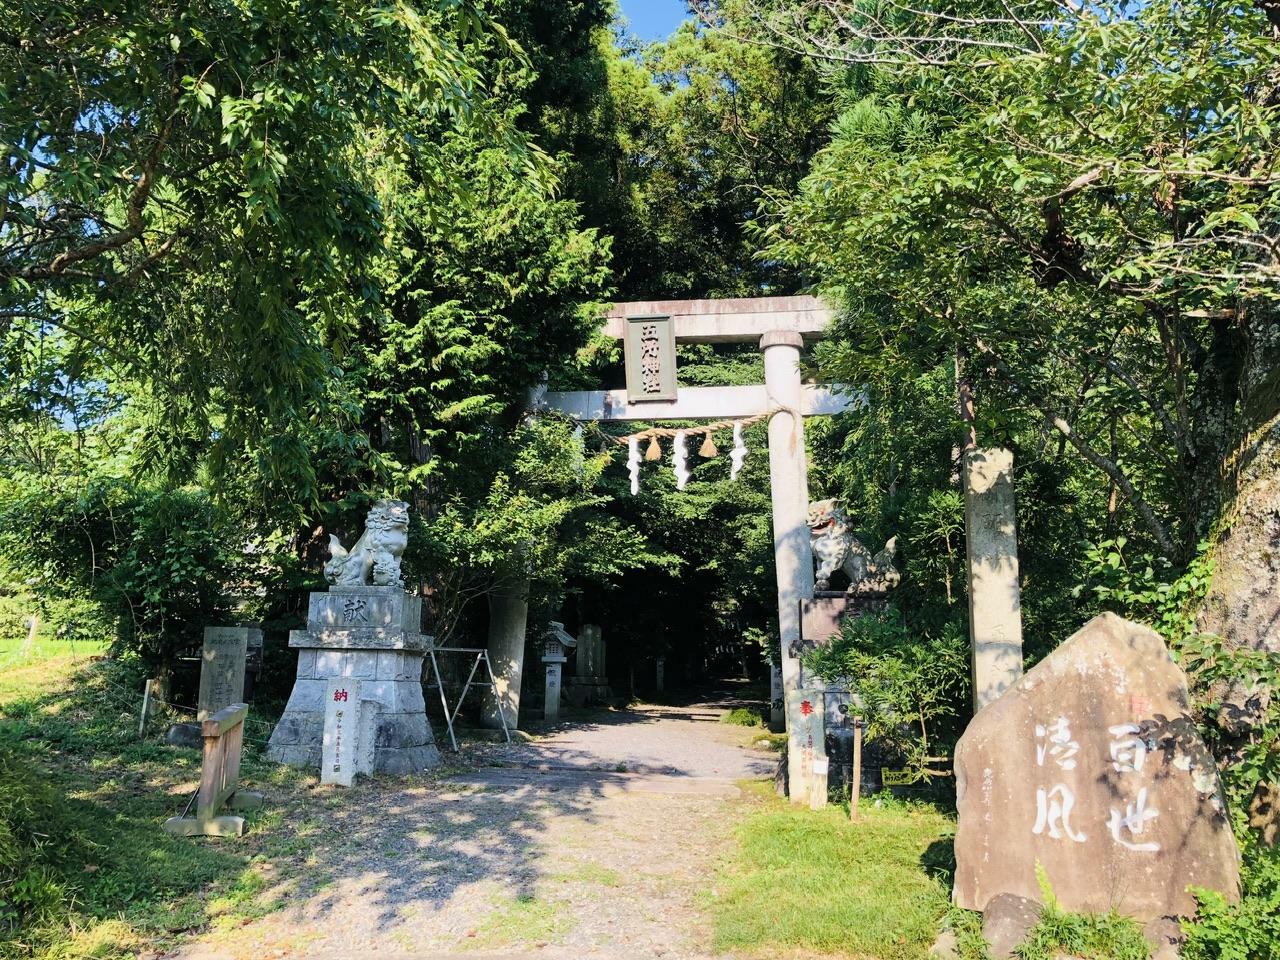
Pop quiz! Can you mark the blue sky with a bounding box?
[618,0,690,40]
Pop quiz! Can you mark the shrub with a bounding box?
[0,479,239,676]
[721,706,766,727]
[805,606,968,781]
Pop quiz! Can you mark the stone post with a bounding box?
[568,624,610,706]
[543,639,567,722]
[964,447,1024,711]
[770,664,784,730]
[655,656,665,694]
[785,688,827,808]
[762,330,816,803]
[483,573,528,730]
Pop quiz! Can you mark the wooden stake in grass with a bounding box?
[138,678,153,740]
[850,717,863,820]
[21,614,37,656]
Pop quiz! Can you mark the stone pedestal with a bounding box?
[267,586,440,775]
[568,623,610,706]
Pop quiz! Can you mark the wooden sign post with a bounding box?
[850,717,864,821]
[163,703,262,838]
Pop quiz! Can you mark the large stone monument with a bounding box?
[953,613,1240,920]
[267,500,440,775]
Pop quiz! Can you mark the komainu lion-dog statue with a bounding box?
[807,498,900,593]
[324,499,411,588]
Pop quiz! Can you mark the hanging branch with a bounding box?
[974,339,1179,557]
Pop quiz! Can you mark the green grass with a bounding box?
[550,862,622,888]
[0,641,302,960]
[707,784,955,959]
[721,706,767,727]
[0,634,107,704]
[1016,906,1148,960]
[469,892,571,948]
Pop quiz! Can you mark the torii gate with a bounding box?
[482,295,859,801]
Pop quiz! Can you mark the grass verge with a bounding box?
[0,640,306,960]
[469,892,571,948]
[707,783,955,960]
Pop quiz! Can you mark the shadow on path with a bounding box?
[176,687,775,959]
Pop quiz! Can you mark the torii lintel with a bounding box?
[603,295,833,344]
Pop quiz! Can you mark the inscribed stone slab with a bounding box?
[785,689,827,807]
[198,627,254,722]
[953,613,1240,919]
[322,678,362,787]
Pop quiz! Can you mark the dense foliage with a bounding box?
[3,0,1280,954]
[729,0,1280,951]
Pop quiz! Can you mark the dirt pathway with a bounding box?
[170,691,776,960]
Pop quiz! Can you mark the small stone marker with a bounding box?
[954,613,1241,920]
[543,644,566,723]
[655,656,665,693]
[198,626,261,721]
[964,448,1024,710]
[322,679,361,787]
[785,689,827,808]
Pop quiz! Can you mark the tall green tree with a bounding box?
[755,0,1280,653]
[0,0,519,500]
[731,0,1280,944]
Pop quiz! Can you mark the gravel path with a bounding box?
[169,690,776,960]
[472,690,777,781]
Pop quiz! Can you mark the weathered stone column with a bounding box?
[482,575,528,730]
[762,330,816,802]
[567,623,610,706]
[964,447,1024,711]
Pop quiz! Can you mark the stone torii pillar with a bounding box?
[761,331,816,738]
